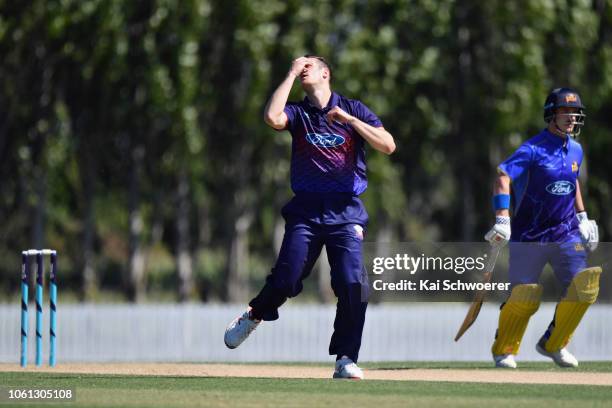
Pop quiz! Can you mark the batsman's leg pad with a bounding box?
[544,267,602,352]
[492,284,543,355]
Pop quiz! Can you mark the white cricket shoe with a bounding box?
[224,309,261,349]
[333,356,364,379]
[536,342,578,368]
[493,353,517,368]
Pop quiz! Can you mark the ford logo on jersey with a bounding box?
[306,133,345,148]
[546,180,575,195]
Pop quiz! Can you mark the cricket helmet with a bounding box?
[543,87,586,136]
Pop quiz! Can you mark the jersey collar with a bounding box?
[302,92,339,113]
[544,128,569,149]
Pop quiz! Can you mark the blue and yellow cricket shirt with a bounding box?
[499,129,583,242]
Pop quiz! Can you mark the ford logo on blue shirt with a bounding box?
[306,133,345,148]
[545,180,575,195]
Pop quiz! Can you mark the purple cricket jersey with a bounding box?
[282,92,383,195]
[499,129,583,242]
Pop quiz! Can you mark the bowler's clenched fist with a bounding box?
[326,106,355,125]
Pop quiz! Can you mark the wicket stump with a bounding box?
[20,249,58,368]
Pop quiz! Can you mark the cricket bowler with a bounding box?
[485,87,600,368]
[223,55,396,379]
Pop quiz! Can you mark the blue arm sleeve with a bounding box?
[498,144,533,181]
[352,100,383,127]
[278,103,298,132]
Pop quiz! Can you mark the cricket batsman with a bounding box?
[223,55,396,379]
[485,87,601,368]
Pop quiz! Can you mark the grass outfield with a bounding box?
[1,362,611,408]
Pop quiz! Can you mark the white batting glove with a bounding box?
[577,212,599,251]
[485,216,511,247]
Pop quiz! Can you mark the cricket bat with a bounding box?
[454,245,502,342]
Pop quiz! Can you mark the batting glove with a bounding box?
[485,216,511,247]
[577,212,599,251]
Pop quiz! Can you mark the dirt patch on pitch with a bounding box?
[1,363,611,386]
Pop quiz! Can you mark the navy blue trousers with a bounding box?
[249,217,369,362]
